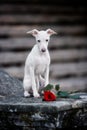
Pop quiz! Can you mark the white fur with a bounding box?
[23,29,56,97]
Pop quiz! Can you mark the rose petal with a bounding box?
[43,91,56,101]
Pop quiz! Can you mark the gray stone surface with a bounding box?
[0,69,23,97]
[0,70,87,129]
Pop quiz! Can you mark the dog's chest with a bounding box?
[35,56,49,75]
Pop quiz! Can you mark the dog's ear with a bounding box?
[27,29,39,37]
[46,29,57,35]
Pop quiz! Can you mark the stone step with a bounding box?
[50,62,87,78]
[1,61,87,79]
[0,49,87,65]
[0,0,86,5]
[0,70,87,128]
[0,14,86,25]
[50,77,87,92]
[0,4,86,15]
[1,66,87,92]
[0,37,87,51]
[0,25,87,37]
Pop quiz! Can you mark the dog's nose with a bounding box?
[41,48,46,52]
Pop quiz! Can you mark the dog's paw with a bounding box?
[24,91,30,97]
[34,93,40,98]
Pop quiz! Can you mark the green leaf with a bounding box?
[43,84,54,91]
[69,95,81,99]
[55,84,60,91]
[57,91,69,98]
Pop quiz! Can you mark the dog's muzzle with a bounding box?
[41,48,46,52]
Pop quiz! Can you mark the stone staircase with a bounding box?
[0,0,87,91]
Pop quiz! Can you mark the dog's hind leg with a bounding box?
[39,75,45,88]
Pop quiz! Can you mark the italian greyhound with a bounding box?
[23,29,56,97]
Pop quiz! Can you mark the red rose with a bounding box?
[43,91,56,101]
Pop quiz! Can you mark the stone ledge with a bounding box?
[0,97,87,113]
[0,70,87,129]
[0,99,87,130]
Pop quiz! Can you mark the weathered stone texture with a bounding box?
[0,70,87,130]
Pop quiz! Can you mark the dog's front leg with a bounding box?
[36,76,39,91]
[44,66,49,87]
[30,66,40,97]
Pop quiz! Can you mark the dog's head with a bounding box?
[27,29,57,53]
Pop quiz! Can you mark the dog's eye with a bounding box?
[46,39,48,42]
[37,40,41,42]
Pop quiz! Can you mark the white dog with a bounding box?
[23,29,56,97]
